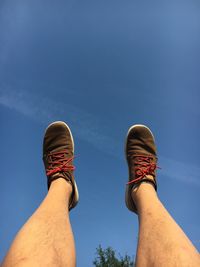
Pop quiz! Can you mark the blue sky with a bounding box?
[0,0,200,266]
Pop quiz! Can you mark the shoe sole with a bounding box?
[44,121,79,210]
[125,124,155,213]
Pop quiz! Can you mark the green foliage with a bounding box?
[93,245,135,267]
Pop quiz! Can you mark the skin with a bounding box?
[1,179,76,267]
[132,176,200,267]
[1,177,200,267]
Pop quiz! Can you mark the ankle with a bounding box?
[131,180,158,212]
[49,178,73,196]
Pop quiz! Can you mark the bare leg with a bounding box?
[133,180,200,267]
[1,179,76,267]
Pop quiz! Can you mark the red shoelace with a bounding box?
[127,154,160,185]
[46,149,75,176]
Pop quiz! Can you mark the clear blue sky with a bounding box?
[0,0,200,266]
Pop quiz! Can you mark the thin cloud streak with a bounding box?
[0,86,200,187]
[159,156,200,187]
[0,86,119,156]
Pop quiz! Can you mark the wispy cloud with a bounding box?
[0,85,200,187]
[159,156,200,187]
[0,86,119,156]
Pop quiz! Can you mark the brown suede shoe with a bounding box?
[43,121,79,211]
[125,124,159,213]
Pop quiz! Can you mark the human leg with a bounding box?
[133,182,200,267]
[2,179,76,267]
[125,125,200,267]
[2,121,79,267]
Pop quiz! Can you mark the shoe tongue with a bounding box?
[45,146,73,160]
[51,145,67,153]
